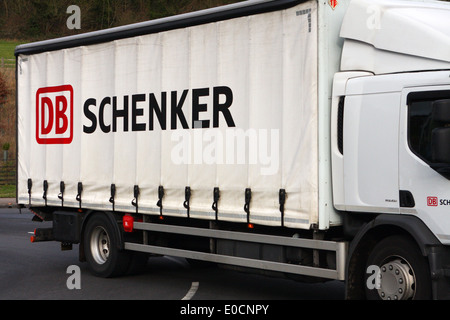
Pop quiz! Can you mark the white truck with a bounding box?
[15,0,450,299]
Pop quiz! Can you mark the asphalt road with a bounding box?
[0,207,345,301]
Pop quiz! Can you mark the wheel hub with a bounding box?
[378,258,415,300]
[90,226,110,265]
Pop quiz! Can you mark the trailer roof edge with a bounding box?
[15,0,306,57]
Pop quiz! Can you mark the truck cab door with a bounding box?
[399,86,450,244]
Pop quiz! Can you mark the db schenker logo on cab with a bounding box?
[36,85,73,144]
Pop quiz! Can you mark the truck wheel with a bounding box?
[84,213,131,277]
[364,235,432,300]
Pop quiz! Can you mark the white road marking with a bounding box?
[181,281,199,300]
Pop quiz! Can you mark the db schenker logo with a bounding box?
[36,85,73,144]
[427,196,450,206]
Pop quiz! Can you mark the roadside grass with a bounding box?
[0,39,19,198]
[0,39,25,59]
[0,184,15,198]
[0,39,18,191]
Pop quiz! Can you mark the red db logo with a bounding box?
[427,196,438,207]
[36,85,73,144]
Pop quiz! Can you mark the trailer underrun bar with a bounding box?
[124,222,348,280]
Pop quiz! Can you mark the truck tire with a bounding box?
[83,213,131,277]
[364,235,432,300]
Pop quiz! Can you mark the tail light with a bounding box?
[123,214,134,232]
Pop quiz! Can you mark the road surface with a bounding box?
[0,207,345,301]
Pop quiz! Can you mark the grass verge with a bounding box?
[0,184,15,198]
[0,39,25,59]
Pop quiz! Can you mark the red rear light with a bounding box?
[123,214,134,232]
[30,229,36,242]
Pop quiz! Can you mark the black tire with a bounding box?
[83,213,131,278]
[364,235,432,300]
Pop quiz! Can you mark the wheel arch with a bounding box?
[345,213,442,299]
